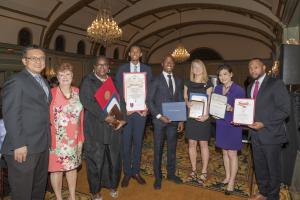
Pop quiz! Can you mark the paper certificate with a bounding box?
[190,93,208,115]
[233,98,255,125]
[189,101,205,118]
[209,93,227,119]
[123,72,147,111]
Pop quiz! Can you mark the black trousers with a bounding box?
[153,123,178,180]
[4,150,49,200]
[85,142,121,194]
[252,139,282,200]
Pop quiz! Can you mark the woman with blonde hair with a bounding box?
[184,59,213,184]
[48,63,84,200]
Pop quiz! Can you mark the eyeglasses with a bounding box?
[95,63,109,68]
[25,57,46,63]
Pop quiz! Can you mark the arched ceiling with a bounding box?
[0,0,299,63]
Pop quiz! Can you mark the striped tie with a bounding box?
[35,75,49,98]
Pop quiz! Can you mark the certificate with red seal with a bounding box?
[123,72,147,112]
[233,98,255,125]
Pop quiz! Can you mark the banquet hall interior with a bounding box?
[0,0,300,200]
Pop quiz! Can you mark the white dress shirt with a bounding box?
[130,62,141,72]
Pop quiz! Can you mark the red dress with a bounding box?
[48,87,84,172]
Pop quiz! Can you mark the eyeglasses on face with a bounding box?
[25,57,46,63]
[95,63,109,68]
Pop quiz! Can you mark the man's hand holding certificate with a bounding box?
[233,98,255,125]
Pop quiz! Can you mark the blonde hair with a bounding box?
[189,59,208,83]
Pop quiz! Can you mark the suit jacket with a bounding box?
[115,63,153,105]
[148,73,184,126]
[247,75,290,144]
[79,73,127,145]
[1,69,52,155]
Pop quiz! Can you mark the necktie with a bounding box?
[167,74,174,95]
[35,75,49,98]
[253,80,259,99]
[134,65,138,72]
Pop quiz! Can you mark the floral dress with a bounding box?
[48,87,84,172]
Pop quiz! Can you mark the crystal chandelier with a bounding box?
[87,0,122,46]
[172,43,190,63]
[171,12,190,63]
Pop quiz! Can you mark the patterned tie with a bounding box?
[167,74,174,95]
[35,75,49,98]
[253,80,259,99]
[134,65,138,72]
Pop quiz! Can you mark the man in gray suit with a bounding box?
[1,45,51,200]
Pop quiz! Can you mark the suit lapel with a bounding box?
[23,69,49,103]
[256,76,269,99]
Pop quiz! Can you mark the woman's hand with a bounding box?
[195,115,209,122]
[105,115,115,125]
[186,101,193,108]
[114,120,126,130]
[226,104,233,112]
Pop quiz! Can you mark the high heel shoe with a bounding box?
[224,189,234,195]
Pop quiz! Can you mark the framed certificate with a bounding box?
[162,102,187,121]
[190,93,208,115]
[189,101,205,118]
[123,72,147,112]
[233,98,255,125]
[209,93,227,119]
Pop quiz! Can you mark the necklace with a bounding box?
[222,81,232,95]
[58,85,73,100]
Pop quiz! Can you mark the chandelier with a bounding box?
[171,12,190,63]
[87,0,122,46]
[172,43,190,63]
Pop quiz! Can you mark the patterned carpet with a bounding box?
[3,190,91,200]
[140,125,291,199]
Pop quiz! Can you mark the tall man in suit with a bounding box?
[1,46,51,200]
[115,45,153,187]
[247,58,290,200]
[148,55,184,189]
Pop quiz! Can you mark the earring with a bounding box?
[108,69,111,73]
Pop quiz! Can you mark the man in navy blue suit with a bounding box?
[115,45,153,187]
[148,54,184,189]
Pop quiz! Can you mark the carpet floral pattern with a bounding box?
[140,126,291,199]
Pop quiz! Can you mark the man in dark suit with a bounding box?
[1,46,51,200]
[115,45,153,187]
[247,58,290,200]
[148,54,184,189]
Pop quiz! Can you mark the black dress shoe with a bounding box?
[153,179,162,190]
[121,175,131,187]
[167,175,183,184]
[132,174,146,184]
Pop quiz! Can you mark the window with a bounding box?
[113,48,119,59]
[99,46,106,56]
[55,35,65,52]
[77,40,85,55]
[18,28,32,46]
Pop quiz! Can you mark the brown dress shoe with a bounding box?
[121,175,131,187]
[132,174,146,184]
[248,194,267,200]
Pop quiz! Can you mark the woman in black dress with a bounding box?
[184,59,213,184]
